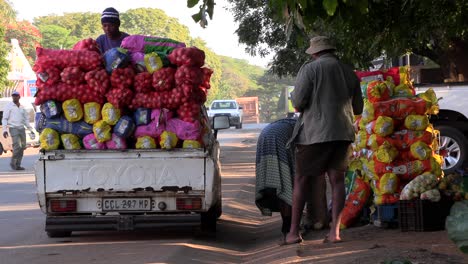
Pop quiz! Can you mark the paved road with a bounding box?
[1,123,466,264]
[0,124,276,264]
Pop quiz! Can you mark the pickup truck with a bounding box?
[35,110,230,237]
[207,99,243,129]
[415,82,468,173]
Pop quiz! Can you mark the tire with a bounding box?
[46,231,72,238]
[235,123,242,129]
[436,125,468,174]
[200,203,219,232]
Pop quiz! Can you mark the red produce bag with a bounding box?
[35,47,102,71]
[340,176,371,229]
[168,47,205,67]
[134,72,153,93]
[73,38,100,53]
[152,67,176,91]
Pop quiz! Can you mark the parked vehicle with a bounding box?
[35,109,230,238]
[207,99,243,129]
[415,82,468,173]
[0,97,40,154]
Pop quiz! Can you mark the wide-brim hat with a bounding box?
[305,36,336,55]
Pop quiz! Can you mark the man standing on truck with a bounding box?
[284,36,363,245]
[2,91,35,170]
[96,7,129,54]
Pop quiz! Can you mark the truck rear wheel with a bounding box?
[201,202,221,232]
[436,125,467,174]
[235,123,242,129]
[46,231,72,238]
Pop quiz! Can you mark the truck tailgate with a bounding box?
[40,149,207,192]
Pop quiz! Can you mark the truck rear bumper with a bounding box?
[46,214,201,232]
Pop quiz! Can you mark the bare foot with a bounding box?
[282,233,303,246]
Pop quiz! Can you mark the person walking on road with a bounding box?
[2,91,35,170]
[96,7,129,54]
[284,36,363,245]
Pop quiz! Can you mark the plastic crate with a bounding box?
[398,199,454,232]
[373,204,398,228]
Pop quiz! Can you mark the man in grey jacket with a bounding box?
[285,36,363,245]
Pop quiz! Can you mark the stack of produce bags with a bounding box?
[33,36,212,151]
[352,67,443,205]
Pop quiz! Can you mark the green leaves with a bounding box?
[322,0,338,16]
[187,0,199,8]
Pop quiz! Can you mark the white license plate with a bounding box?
[102,198,152,211]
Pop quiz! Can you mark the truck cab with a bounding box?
[207,99,243,129]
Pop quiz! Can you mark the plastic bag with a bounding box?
[83,133,106,150]
[93,120,112,143]
[400,172,439,200]
[365,116,394,137]
[101,102,121,125]
[404,114,429,131]
[160,131,178,149]
[103,48,130,74]
[182,140,201,149]
[134,108,152,126]
[121,35,186,54]
[340,176,371,229]
[61,134,81,150]
[144,52,169,73]
[375,173,399,195]
[420,188,441,202]
[446,200,468,253]
[41,100,62,118]
[83,102,102,124]
[166,118,201,140]
[136,136,156,149]
[40,128,60,150]
[63,99,83,122]
[374,193,399,205]
[374,141,399,164]
[393,83,415,98]
[105,133,127,149]
[114,116,136,138]
[71,121,93,137]
[366,80,393,103]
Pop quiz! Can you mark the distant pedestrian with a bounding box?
[96,7,129,53]
[2,91,35,170]
[284,36,363,245]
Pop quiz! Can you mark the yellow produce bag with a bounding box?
[61,134,81,150]
[404,114,429,131]
[93,120,112,143]
[63,99,83,122]
[102,102,121,125]
[136,136,156,149]
[182,140,201,149]
[160,131,178,149]
[40,128,60,150]
[84,102,102,124]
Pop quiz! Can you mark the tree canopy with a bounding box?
[224,0,468,80]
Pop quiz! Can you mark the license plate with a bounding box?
[102,198,152,211]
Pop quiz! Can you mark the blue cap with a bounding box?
[12,91,20,96]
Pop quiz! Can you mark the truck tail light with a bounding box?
[50,200,77,212]
[176,198,202,210]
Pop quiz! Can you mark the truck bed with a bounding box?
[36,148,208,193]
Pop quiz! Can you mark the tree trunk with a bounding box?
[435,39,468,82]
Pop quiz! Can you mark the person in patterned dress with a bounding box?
[255,118,328,243]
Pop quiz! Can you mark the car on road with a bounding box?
[207,99,243,129]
